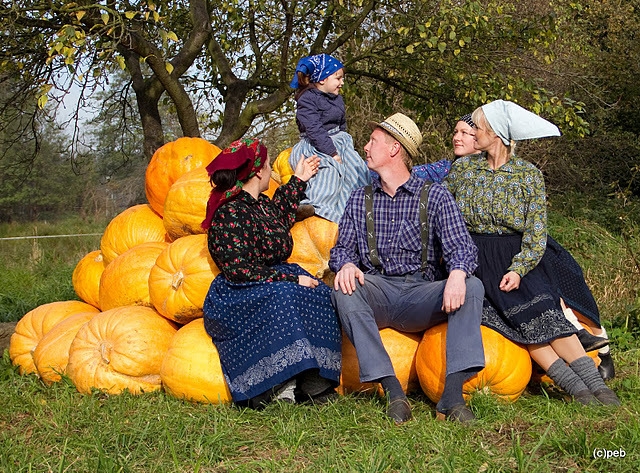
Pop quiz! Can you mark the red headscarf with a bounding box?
[201,138,268,229]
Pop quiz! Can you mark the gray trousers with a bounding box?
[331,273,485,382]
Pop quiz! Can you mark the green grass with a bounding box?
[0,217,106,322]
[1,214,639,472]
[0,356,638,472]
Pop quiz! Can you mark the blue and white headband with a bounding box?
[458,113,475,128]
[290,54,344,88]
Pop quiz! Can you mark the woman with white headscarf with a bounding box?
[446,100,620,406]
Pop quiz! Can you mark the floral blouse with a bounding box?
[445,153,547,277]
[207,176,307,283]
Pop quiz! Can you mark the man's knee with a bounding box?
[330,288,347,308]
[331,288,364,318]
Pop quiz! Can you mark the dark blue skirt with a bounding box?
[472,233,577,345]
[540,236,601,326]
[203,263,342,402]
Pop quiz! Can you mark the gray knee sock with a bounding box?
[546,358,589,395]
[569,356,608,392]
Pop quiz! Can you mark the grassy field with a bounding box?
[0,213,639,472]
[0,217,106,323]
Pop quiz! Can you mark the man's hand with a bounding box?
[442,269,467,314]
[334,262,365,295]
[499,271,521,292]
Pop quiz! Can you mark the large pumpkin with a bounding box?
[264,175,280,199]
[162,166,211,240]
[417,324,532,403]
[160,318,232,403]
[66,306,177,395]
[287,216,339,282]
[339,328,421,396]
[271,148,294,185]
[99,241,169,311]
[149,234,220,324]
[33,311,97,385]
[163,165,280,241]
[145,137,221,216]
[100,204,168,265]
[72,250,106,309]
[9,300,100,375]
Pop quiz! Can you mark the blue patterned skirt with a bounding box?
[289,129,370,223]
[203,263,342,402]
[472,233,577,345]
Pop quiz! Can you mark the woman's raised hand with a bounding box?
[298,275,319,288]
[294,154,321,182]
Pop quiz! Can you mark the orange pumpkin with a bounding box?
[162,166,211,240]
[417,324,532,403]
[272,148,294,185]
[149,234,220,324]
[264,175,280,199]
[33,311,97,385]
[163,165,280,241]
[100,204,168,265]
[9,300,100,375]
[66,306,177,395]
[339,328,421,396]
[72,250,106,309]
[288,216,339,282]
[99,241,169,311]
[145,137,221,216]
[160,318,232,403]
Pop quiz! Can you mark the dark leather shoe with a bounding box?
[598,352,616,380]
[387,398,412,425]
[295,204,315,222]
[307,387,339,405]
[436,403,476,423]
[577,329,609,352]
[573,389,598,405]
[593,387,621,406]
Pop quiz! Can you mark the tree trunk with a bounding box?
[137,90,166,161]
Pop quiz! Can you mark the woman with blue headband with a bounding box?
[446,100,620,406]
[289,53,370,222]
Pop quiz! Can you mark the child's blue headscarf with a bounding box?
[290,54,344,88]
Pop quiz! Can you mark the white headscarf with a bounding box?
[482,100,561,145]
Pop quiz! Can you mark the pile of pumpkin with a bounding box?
[8,137,599,405]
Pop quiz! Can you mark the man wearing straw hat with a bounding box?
[329,112,485,424]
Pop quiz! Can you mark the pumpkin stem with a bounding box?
[171,270,185,290]
[100,342,111,364]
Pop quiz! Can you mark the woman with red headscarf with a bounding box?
[201,138,342,409]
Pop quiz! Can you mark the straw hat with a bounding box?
[368,113,422,159]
